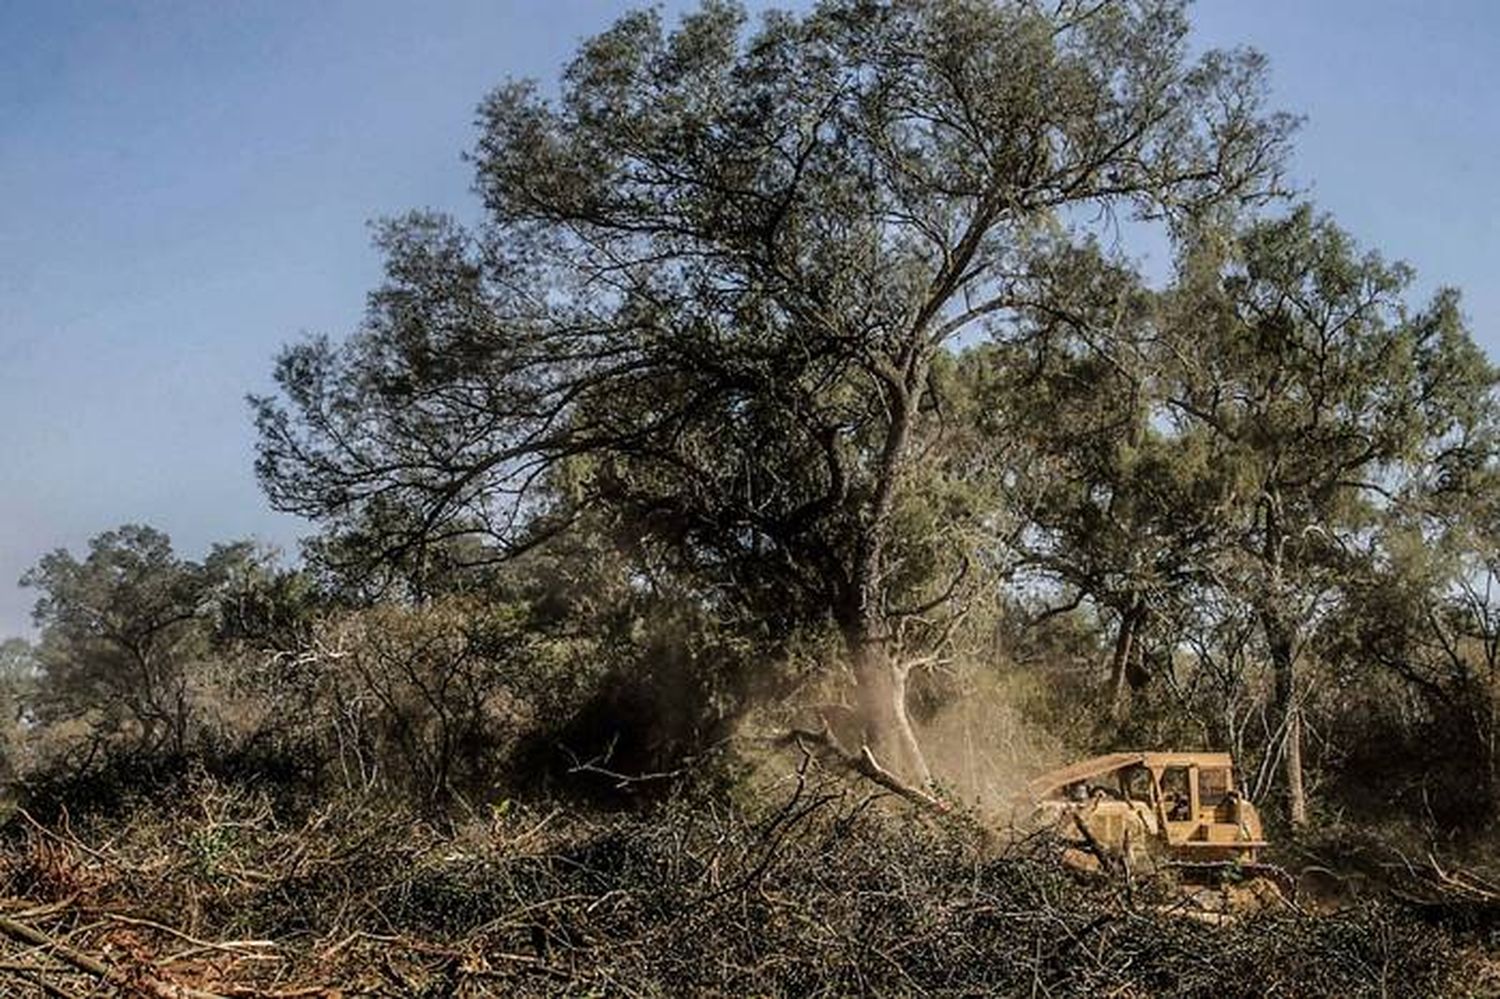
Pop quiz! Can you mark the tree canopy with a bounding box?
[254,0,1295,782]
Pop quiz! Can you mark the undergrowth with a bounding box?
[0,759,1486,998]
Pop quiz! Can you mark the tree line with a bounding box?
[5,0,1499,837]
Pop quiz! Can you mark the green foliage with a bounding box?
[17,527,316,763]
[251,2,1292,773]
[22,525,221,754]
[202,540,320,652]
[0,639,35,780]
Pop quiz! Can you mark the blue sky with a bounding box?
[2,1,1498,636]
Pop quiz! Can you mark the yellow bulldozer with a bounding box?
[1021,751,1293,903]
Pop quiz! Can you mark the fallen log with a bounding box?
[0,914,226,999]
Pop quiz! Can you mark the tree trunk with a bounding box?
[1267,620,1307,828]
[1108,600,1142,721]
[840,348,932,787]
[1487,681,1499,821]
[1261,496,1307,828]
[849,630,932,787]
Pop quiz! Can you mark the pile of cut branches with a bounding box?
[0,764,1478,997]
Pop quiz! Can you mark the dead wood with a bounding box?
[0,914,226,998]
[780,726,953,816]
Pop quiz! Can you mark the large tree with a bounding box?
[254,0,1292,782]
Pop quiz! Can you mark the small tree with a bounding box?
[0,639,37,779]
[22,526,227,755]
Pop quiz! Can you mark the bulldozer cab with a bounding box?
[1150,754,1265,861]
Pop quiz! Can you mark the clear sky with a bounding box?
[2,1,1498,636]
